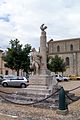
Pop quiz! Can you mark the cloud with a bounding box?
[0,0,6,6]
[0,14,10,22]
[0,0,80,50]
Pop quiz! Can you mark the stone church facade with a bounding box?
[47,38,80,76]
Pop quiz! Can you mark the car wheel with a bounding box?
[20,83,26,88]
[77,78,80,80]
[2,82,8,87]
[64,79,68,81]
[57,79,61,82]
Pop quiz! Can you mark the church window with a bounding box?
[57,45,60,52]
[65,57,69,66]
[70,44,73,51]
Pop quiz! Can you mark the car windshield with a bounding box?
[0,76,3,79]
[10,76,25,80]
[59,75,62,77]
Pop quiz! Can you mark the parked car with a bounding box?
[69,75,80,80]
[1,76,29,88]
[76,76,80,80]
[55,74,69,82]
[0,75,4,84]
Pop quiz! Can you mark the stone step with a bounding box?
[16,85,60,96]
[17,88,52,96]
[26,85,49,89]
[0,90,78,110]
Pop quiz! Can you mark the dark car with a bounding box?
[0,75,4,84]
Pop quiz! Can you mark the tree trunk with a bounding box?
[17,70,19,76]
[62,72,63,76]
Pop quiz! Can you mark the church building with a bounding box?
[47,38,80,76]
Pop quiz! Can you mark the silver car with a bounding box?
[2,76,29,88]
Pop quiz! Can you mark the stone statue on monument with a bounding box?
[40,24,47,31]
[30,48,42,75]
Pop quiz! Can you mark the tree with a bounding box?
[21,44,31,74]
[3,39,31,76]
[47,55,66,74]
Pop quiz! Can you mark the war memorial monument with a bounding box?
[26,24,58,96]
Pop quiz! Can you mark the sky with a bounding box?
[0,0,80,50]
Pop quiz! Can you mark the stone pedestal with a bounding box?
[27,74,58,96]
[29,75,52,86]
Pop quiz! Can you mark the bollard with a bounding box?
[59,87,66,110]
[56,87,68,115]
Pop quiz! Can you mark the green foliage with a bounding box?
[21,44,31,74]
[47,55,66,74]
[3,48,15,69]
[3,39,31,75]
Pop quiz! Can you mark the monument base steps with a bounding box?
[23,74,58,96]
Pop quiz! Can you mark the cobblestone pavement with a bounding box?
[0,80,80,120]
[0,101,80,120]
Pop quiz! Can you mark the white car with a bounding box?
[55,74,69,82]
[2,76,29,88]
